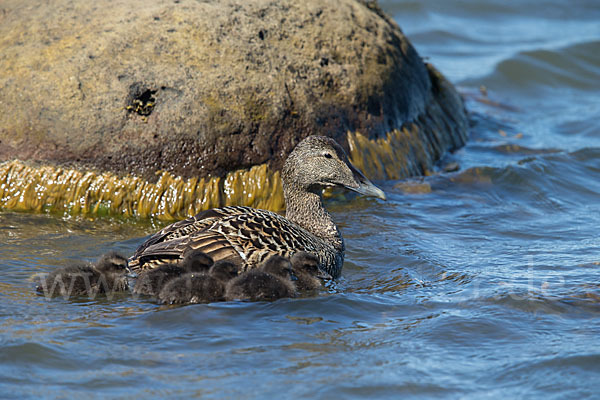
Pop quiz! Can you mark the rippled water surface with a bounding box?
[2,1,600,398]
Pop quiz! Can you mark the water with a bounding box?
[2,0,600,398]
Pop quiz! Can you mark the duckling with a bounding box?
[181,248,214,272]
[128,135,386,279]
[132,263,183,297]
[157,261,239,305]
[133,250,214,297]
[290,251,331,291]
[36,251,129,298]
[36,263,98,298]
[225,255,296,302]
[95,251,129,292]
[208,260,240,283]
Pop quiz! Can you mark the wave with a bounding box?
[464,40,600,91]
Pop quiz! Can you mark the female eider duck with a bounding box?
[127,135,385,279]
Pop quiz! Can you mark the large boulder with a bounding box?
[0,0,467,218]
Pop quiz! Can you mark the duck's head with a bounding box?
[291,251,332,280]
[96,251,128,273]
[182,249,214,272]
[282,136,386,200]
[209,260,239,281]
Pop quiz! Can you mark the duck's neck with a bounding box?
[284,187,344,251]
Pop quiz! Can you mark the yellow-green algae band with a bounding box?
[0,120,464,220]
[0,161,284,220]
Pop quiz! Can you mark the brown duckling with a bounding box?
[156,273,220,305]
[290,251,331,291]
[181,248,214,272]
[132,263,183,297]
[36,263,99,298]
[208,260,240,283]
[157,260,240,305]
[133,250,214,297]
[36,251,129,298]
[95,251,129,292]
[225,255,296,302]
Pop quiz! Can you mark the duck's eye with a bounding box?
[323,153,333,159]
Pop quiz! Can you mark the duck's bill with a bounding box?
[347,163,386,200]
[352,179,386,200]
[317,271,333,280]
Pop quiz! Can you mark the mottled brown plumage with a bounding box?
[128,135,385,278]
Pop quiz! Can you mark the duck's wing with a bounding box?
[132,230,244,270]
[202,209,322,269]
[135,207,248,251]
[128,206,322,273]
[128,207,250,272]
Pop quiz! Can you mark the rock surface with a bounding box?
[0,0,466,182]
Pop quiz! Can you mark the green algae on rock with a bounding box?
[0,161,283,220]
